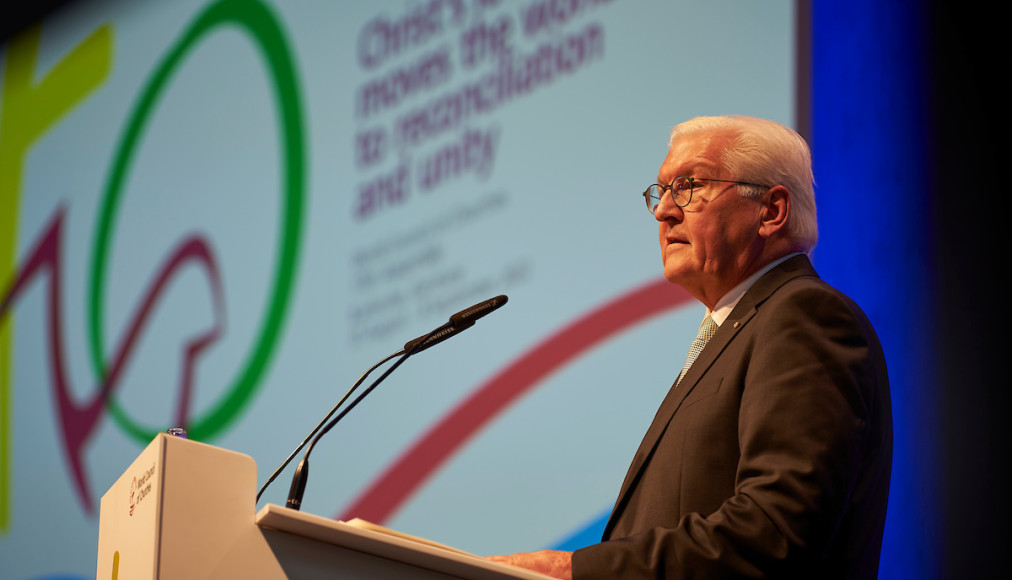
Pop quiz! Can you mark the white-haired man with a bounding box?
[488,115,892,579]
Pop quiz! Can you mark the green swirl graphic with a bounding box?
[87,0,306,442]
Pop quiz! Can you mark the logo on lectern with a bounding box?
[128,463,156,516]
[128,477,136,516]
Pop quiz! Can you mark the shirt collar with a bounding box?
[707,253,803,326]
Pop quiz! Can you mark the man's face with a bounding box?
[654,133,766,308]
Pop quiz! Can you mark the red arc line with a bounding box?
[338,278,693,523]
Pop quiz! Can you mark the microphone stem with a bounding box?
[284,323,445,510]
[257,349,404,504]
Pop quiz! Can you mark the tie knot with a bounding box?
[697,315,717,342]
[676,315,717,385]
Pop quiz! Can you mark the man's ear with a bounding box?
[758,185,790,239]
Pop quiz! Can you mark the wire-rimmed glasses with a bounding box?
[642,176,768,214]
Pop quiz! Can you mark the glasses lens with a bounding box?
[645,185,664,213]
[671,177,692,206]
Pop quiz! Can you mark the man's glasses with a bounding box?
[642,176,768,214]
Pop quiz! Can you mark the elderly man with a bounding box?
[488,115,892,579]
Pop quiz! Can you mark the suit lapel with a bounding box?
[601,308,753,539]
[602,255,818,540]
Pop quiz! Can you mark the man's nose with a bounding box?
[653,189,683,222]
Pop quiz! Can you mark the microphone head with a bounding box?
[403,320,473,354]
[405,295,508,354]
[449,295,508,327]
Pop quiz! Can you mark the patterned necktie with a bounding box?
[676,315,717,385]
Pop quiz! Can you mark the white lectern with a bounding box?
[97,434,551,579]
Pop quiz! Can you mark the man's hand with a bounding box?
[484,549,573,579]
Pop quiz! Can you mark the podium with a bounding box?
[97,433,551,579]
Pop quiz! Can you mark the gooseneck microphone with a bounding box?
[260,295,507,510]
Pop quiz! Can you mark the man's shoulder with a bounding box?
[766,273,861,313]
[754,263,881,346]
[746,254,822,305]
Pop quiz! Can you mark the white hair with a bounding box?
[670,115,818,252]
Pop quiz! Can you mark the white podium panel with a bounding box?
[96,433,285,579]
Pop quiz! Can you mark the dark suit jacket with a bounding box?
[572,255,892,579]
